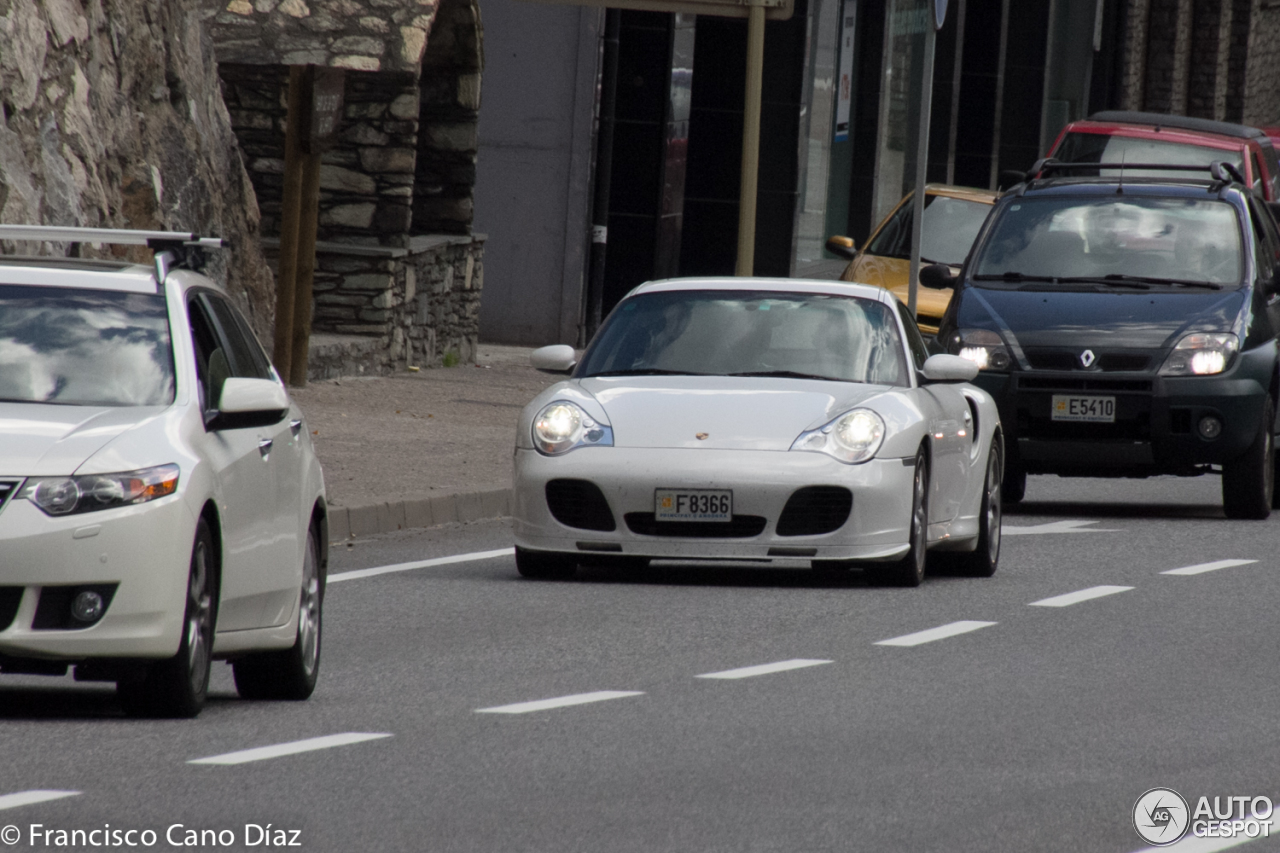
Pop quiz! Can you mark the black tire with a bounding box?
[1223,397,1275,520]
[876,448,929,587]
[118,517,216,718]
[515,547,578,580]
[955,439,1003,577]
[1002,462,1027,505]
[233,521,324,701]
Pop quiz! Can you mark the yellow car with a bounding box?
[828,185,998,336]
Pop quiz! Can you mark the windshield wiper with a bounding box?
[588,368,708,377]
[972,272,1055,283]
[1055,274,1222,290]
[727,370,845,382]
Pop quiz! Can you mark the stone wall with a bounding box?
[1244,0,1280,125]
[0,0,274,337]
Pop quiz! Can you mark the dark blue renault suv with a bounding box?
[931,161,1280,519]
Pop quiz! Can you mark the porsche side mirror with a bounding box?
[921,354,979,383]
[825,235,857,260]
[531,344,577,374]
[206,377,289,431]
[919,263,958,290]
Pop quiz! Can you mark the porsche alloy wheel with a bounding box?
[880,448,929,587]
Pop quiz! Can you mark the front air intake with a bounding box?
[545,479,617,531]
[776,486,853,536]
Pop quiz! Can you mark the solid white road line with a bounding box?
[874,620,998,647]
[1130,811,1280,852]
[476,691,645,714]
[1161,559,1258,576]
[0,790,80,811]
[1028,585,1134,608]
[188,733,392,765]
[328,547,515,583]
[696,659,833,680]
[1003,520,1119,535]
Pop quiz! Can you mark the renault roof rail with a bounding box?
[0,225,226,283]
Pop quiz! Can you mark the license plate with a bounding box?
[1051,394,1116,423]
[655,489,732,522]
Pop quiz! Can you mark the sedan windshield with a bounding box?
[579,290,909,386]
[973,197,1243,287]
[0,285,175,406]
[865,193,992,265]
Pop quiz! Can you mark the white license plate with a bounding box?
[654,489,732,522]
[1051,395,1116,423]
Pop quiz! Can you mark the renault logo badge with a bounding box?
[1080,349,1096,368]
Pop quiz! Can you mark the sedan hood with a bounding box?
[578,377,888,450]
[958,286,1245,349]
[0,403,166,476]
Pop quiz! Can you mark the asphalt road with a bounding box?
[3,474,1280,853]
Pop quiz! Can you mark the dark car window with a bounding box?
[0,285,175,406]
[974,197,1244,287]
[197,293,273,381]
[895,299,930,370]
[187,296,227,411]
[1247,197,1279,282]
[865,194,992,265]
[1054,131,1244,179]
[580,290,909,386]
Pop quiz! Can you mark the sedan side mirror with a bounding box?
[206,377,289,431]
[825,235,858,260]
[919,263,958,290]
[921,354,979,383]
[531,344,577,374]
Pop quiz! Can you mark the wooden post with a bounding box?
[735,1,767,276]
[273,65,308,381]
[289,151,321,387]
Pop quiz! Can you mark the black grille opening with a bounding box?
[545,479,616,532]
[1098,354,1150,371]
[1170,409,1192,434]
[0,586,22,632]
[1018,376,1153,393]
[1027,352,1078,371]
[776,486,853,536]
[625,513,767,538]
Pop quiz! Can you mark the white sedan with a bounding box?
[0,227,327,717]
[513,278,1003,586]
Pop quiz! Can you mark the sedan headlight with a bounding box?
[952,328,1012,371]
[791,408,885,464]
[18,464,181,517]
[532,401,613,455]
[1159,333,1238,376]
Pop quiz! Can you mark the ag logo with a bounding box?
[1134,788,1190,845]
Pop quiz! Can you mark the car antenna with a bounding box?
[1117,150,1125,195]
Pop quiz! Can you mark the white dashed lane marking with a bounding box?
[328,548,514,583]
[1028,585,1134,608]
[1003,519,1120,535]
[1161,559,1258,576]
[874,621,998,647]
[696,659,833,680]
[0,790,80,811]
[476,691,645,714]
[188,733,393,765]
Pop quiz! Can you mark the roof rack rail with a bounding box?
[1028,159,1244,184]
[0,225,226,284]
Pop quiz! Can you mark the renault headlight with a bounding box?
[1159,333,1238,376]
[952,328,1012,371]
[18,464,180,516]
[791,408,885,464]
[532,401,613,455]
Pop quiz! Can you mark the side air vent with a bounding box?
[776,486,853,536]
[0,479,21,514]
[0,587,23,632]
[545,479,616,532]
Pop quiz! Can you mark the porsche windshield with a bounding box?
[579,290,909,386]
[973,197,1243,288]
[0,285,175,406]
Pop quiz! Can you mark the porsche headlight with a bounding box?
[1159,333,1238,376]
[18,464,181,517]
[532,401,613,455]
[951,328,1012,371]
[791,408,885,464]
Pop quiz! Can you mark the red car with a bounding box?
[1047,111,1280,201]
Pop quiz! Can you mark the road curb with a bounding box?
[327,487,512,541]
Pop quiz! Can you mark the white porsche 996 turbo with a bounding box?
[512,278,1004,586]
[0,226,328,717]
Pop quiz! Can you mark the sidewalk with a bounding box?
[289,344,559,541]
